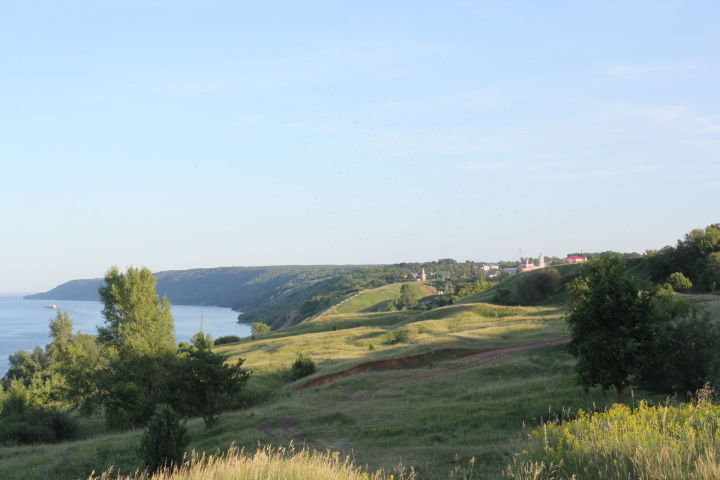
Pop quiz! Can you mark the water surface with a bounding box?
[0,295,250,375]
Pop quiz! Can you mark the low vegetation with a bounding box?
[91,445,410,480]
[507,389,720,480]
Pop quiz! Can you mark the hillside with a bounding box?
[0,294,616,479]
[463,263,584,305]
[26,261,499,329]
[26,265,400,328]
[5,285,720,479]
[327,282,437,315]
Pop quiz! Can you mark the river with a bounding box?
[0,294,251,375]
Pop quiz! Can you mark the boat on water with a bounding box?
[45,304,58,309]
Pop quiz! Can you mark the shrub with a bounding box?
[139,404,190,474]
[0,408,78,445]
[493,288,520,306]
[667,272,693,292]
[104,381,149,430]
[384,326,415,345]
[639,311,720,394]
[214,335,242,345]
[288,354,316,380]
[516,268,561,304]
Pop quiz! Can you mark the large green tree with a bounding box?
[96,266,177,428]
[97,266,175,357]
[566,255,659,401]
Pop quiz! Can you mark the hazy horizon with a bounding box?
[2,1,718,292]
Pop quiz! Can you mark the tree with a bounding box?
[139,404,189,473]
[56,333,105,413]
[638,310,720,394]
[97,266,175,357]
[707,252,720,290]
[516,268,561,304]
[176,333,250,428]
[47,311,73,364]
[395,283,422,310]
[566,255,659,402]
[250,322,270,339]
[96,266,177,428]
[3,347,48,387]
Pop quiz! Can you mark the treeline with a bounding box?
[1,267,250,445]
[643,223,720,292]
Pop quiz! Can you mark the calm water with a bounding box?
[0,295,251,374]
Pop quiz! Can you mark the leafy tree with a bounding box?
[638,310,720,394]
[47,311,73,364]
[3,347,48,387]
[516,268,561,304]
[667,272,693,292]
[394,283,422,310]
[454,280,491,299]
[176,333,250,428]
[644,224,720,291]
[139,404,189,473]
[55,333,106,413]
[707,251,720,290]
[97,266,175,357]
[94,266,179,428]
[566,255,660,401]
[250,322,270,339]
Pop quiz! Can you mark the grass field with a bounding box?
[331,282,437,315]
[4,289,706,479]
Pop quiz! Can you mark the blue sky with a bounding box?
[2,0,719,292]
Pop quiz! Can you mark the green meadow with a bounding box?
[2,280,719,479]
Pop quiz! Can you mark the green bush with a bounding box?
[667,272,693,292]
[639,311,720,394]
[516,268,561,304]
[0,408,78,445]
[384,326,415,345]
[139,404,189,474]
[288,354,316,380]
[214,335,242,345]
[493,288,520,306]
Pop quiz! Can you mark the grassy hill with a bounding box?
[9,270,718,479]
[0,292,626,480]
[463,263,584,305]
[328,282,437,315]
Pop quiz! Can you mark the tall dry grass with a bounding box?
[90,444,414,480]
[506,388,720,480]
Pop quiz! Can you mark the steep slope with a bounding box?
[25,265,407,328]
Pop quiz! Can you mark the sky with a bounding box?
[1,0,719,292]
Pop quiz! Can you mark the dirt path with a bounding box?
[301,337,570,391]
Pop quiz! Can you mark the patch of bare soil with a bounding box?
[300,338,570,390]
